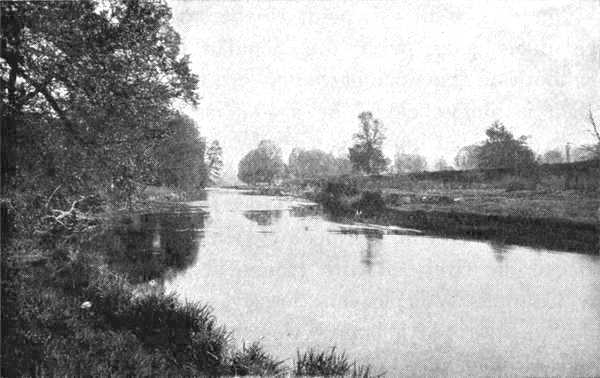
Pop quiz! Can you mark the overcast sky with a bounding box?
[167,0,599,178]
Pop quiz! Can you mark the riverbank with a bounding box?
[252,180,599,254]
[2,196,381,377]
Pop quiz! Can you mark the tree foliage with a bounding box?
[151,113,207,193]
[474,121,536,170]
[238,140,285,185]
[454,145,479,170]
[206,140,224,184]
[541,149,563,164]
[1,0,200,201]
[348,112,388,174]
[288,148,350,178]
[394,153,428,173]
[433,157,453,171]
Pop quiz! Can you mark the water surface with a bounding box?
[134,189,599,376]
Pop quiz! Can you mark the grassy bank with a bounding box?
[1,198,381,377]
[284,179,599,254]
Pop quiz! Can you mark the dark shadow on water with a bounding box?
[488,240,512,263]
[289,204,322,218]
[243,210,283,226]
[361,234,382,272]
[91,211,206,284]
[330,226,385,239]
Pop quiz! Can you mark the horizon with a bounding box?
[167,0,600,180]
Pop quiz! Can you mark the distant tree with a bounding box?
[572,145,595,162]
[475,121,536,170]
[541,149,563,164]
[238,140,285,185]
[582,108,600,158]
[288,148,345,178]
[206,140,223,184]
[433,157,454,171]
[334,156,354,175]
[348,112,388,174]
[454,145,480,170]
[394,153,428,173]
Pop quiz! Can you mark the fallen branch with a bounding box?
[45,184,62,210]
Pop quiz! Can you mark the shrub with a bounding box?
[355,191,385,215]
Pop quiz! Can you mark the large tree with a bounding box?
[288,148,347,178]
[205,140,224,184]
[1,0,199,198]
[152,113,207,193]
[475,121,536,170]
[238,140,285,185]
[348,112,388,174]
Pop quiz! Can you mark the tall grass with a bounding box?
[2,219,383,376]
[295,348,383,377]
[229,341,286,376]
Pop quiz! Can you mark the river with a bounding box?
[111,188,600,376]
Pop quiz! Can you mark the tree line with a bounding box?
[2,0,223,213]
[237,110,600,184]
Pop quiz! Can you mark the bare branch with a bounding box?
[44,184,62,210]
[588,107,600,142]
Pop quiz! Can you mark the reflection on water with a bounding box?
[95,211,206,284]
[153,189,599,376]
[361,235,382,272]
[489,240,512,262]
[243,210,283,226]
[289,204,322,218]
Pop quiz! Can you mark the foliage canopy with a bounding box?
[474,121,536,170]
[238,140,285,185]
[348,112,388,174]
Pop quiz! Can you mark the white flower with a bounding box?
[149,279,157,287]
[80,301,92,310]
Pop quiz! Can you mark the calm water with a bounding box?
[117,189,600,376]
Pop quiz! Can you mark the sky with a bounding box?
[167,0,600,179]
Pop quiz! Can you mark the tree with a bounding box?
[583,108,600,158]
[475,121,536,170]
[394,153,427,173]
[238,140,285,185]
[288,148,344,178]
[152,113,207,193]
[572,145,595,162]
[433,157,453,171]
[1,0,199,198]
[205,140,223,184]
[541,149,563,164]
[454,145,480,170]
[348,112,388,174]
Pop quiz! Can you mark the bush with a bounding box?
[355,191,385,215]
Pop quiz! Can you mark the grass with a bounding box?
[383,188,599,224]
[2,219,381,377]
[295,348,383,377]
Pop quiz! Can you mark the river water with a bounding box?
[116,189,600,376]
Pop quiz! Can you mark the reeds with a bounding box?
[295,347,383,377]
